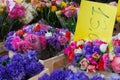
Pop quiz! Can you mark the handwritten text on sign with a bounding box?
[74,1,117,42]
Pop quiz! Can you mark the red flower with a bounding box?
[16,29,24,36]
[33,24,41,32]
[68,50,74,62]
[52,1,56,5]
[98,57,104,70]
[65,31,71,41]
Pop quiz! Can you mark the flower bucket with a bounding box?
[28,68,49,80]
[39,54,67,73]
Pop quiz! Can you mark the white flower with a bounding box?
[74,48,82,54]
[77,40,84,47]
[100,44,108,53]
[45,32,52,37]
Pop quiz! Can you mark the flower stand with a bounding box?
[29,68,49,80]
[39,54,67,73]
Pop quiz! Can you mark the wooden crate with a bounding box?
[29,68,49,80]
[39,54,67,73]
[0,42,7,56]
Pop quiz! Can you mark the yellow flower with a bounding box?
[116,12,120,21]
[36,6,41,12]
[51,6,57,12]
[0,3,6,14]
[61,1,67,8]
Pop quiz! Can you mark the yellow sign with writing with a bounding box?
[15,0,23,3]
[117,0,120,21]
[74,1,117,43]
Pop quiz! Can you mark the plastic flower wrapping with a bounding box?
[5,22,72,59]
[0,50,44,80]
[56,3,79,33]
[64,39,110,72]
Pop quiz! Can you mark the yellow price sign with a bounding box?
[74,1,117,43]
[14,0,23,3]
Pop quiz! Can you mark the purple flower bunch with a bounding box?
[0,50,44,80]
[5,23,72,59]
[38,69,106,80]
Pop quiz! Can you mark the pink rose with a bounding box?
[112,56,120,73]
[87,65,96,72]
[80,58,89,70]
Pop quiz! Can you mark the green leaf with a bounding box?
[108,42,114,53]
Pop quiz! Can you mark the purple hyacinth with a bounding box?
[82,43,93,58]
[11,53,24,64]
[114,45,120,56]
[108,76,120,80]
[66,71,89,80]
[47,34,61,51]
[6,62,25,80]
[0,64,11,80]
[5,36,15,51]
[7,31,15,36]
[24,50,38,63]
[50,69,72,80]
[91,75,105,80]
[0,55,10,65]
[34,29,47,36]
[38,74,50,80]
[25,62,44,79]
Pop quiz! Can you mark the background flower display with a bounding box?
[63,39,110,72]
[0,50,44,80]
[56,3,79,33]
[5,22,72,60]
[0,1,25,42]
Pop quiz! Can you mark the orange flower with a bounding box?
[16,29,24,36]
[51,6,57,12]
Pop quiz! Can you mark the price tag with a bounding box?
[74,1,117,43]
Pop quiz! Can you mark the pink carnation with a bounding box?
[17,40,30,52]
[112,56,120,73]
[7,1,25,18]
[11,36,22,50]
[25,34,41,51]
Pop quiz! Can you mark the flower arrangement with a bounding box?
[63,39,110,72]
[5,22,72,59]
[0,1,25,41]
[35,0,68,28]
[56,3,79,33]
[110,33,120,73]
[38,68,119,80]
[0,50,44,80]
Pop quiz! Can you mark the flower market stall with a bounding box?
[0,0,120,80]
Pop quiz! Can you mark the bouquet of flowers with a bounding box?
[0,0,25,41]
[56,2,79,33]
[0,50,44,80]
[34,0,68,28]
[5,22,72,59]
[64,39,110,72]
